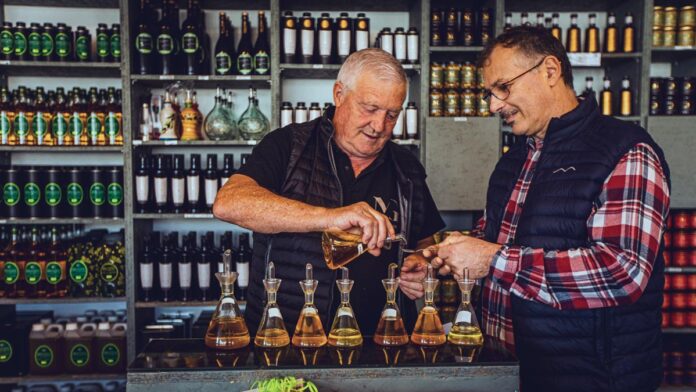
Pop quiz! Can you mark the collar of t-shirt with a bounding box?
[331,140,390,187]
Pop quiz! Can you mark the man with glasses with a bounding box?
[213,48,444,337]
[402,26,671,391]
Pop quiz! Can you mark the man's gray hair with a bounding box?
[336,48,408,90]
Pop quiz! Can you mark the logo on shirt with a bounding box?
[552,166,577,174]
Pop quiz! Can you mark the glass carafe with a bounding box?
[448,268,484,362]
[291,263,327,348]
[254,262,290,348]
[238,87,269,141]
[410,264,446,346]
[205,250,250,350]
[373,263,409,346]
[327,267,363,347]
[321,229,407,270]
[204,86,239,140]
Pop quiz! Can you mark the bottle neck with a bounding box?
[461,290,471,305]
[304,291,314,305]
[266,291,277,304]
[424,288,435,306]
[341,291,350,305]
[385,289,396,304]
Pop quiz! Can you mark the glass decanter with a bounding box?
[373,263,409,346]
[254,262,290,348]
[411,264,446,346]
[238,87,270,141]
[205,250,250,350]
[448,268,484,362]
[291,263,328,348]
[204,86,239,141]
[327,267,363,347]
[321,229,408,270]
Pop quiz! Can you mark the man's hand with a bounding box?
[325,201,396,257]
[399,253,429,299]
[425,236,502,280]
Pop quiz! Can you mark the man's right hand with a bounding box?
[325,201,395,257]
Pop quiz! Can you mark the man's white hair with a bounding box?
[336,48,408,91]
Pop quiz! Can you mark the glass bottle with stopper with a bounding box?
[322,229,415,270]
[327,267,363,347]
[373,263,409,346]
[254,262,290,348]
[291,263,327,348]
[411,264,446,346]
[448,268,484,362]
[205,250,250,350]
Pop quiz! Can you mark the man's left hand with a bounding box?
[424,236,502,280]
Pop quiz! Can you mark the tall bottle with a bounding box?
[86,88,105,146]
[46,228,67,298]
[236,233,250,302]
[220,154,235,187]
[135,0,155,74]
[153,154,169,213]
[600,76,613,116]
[0,87,12,145]
[180,89,201,141]
[33,88,51,146]
[171,154,186,214]
[135,154,151,213]
[620,76,632,116]
[178,232,194,301]
[14,22,28,61]
[327,267,363,347]
[1,22,13,61]
[623,13,635,53]
[236,12,254,76]
[282,11,297,63]
[204,154,219,212]
[4,228,23,298]
[182,0,201,75]
[214,13,235,75]
[238,88,270,141]
[317,13,333,65]
[604,12,618,53]
[355,13,370,52]
[253,12,270,75]
[110,23,121,63]
[336,13,351,63]
[13,88,31,145]
[447,269,484,362]
[411,265,446,346]
[139,233,156,301]
[24,228,45,299]
[197,233,213,301]
[52,89,69,145]
[186,154,202,213]
[585,14,600,53]
[550,13,562,41]
[96,23,111,62]
[157,2,175,75]
[158,233,174,302]
[159,91,178,140]
[299,13,315,64]
[566,14,581,53]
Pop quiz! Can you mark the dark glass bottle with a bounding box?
[182,0,201,75]
[157,3,175,75]
[135,154,151,213]
[139,233,156,301]
[299,12,315,64]
[336,13,351,62]
[236,233,250,301]
[25,228,46,299]
[28,23,43,61]
[178,232,197,301]
[281,11,297,63]
[96,23,111,62]
[214,12,234,75]
[197,233,213,301]
[158,233,174,302]
[75,26,91,62]
[153,154,170,213]
[186,154,202,213]
[171,154,186,214]
[220,154,235,187]
[13,22,28,61]
[55,23,72,62]
[204,154,219,212]
[46,228,67,298]
[317,13,333,65]
[0,22,13,61]
[41,23,55,62]
[253,12,270,75]
[135,0,155,74]
[110,24,121,63]
[236,12,253,75]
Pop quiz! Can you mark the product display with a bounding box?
[650,77,695,116]
[653,5,695,48]
[431,7,493,47]
[429,61,490,117]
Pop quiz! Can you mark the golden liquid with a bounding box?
[373,317,409,346]
[254,327,290,348]
[327,327,363,347]
[448,324,484,346]
[322,230,364,270]
[586,28,599,52]
[567,28,580,52]
[205,317,251,350]
[411,306,446,346]
[292,309,327,348]
[551,27,562,41]
[623,27,634,52]
[621,90,632,116]
[605,28,617,52]
[601,90,613,116]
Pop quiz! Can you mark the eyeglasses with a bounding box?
[482,57,547,102]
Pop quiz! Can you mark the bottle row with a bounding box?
[649,77,695,116]
[581,76,635,117]
[653,5,696,48]
[430,7,494,47]
[430,61,485,90]
[134,153,242,214]
[663,349,696,388]
[429,88,491,118]
[0,21,120,63]
[666,274,696,292]
[0,166,124,219]
[664,291,696,311]
[279,101,330,128]
[0,86,123,147]
[0,227,125,299]
[0,310,127,377]
[670,211,696,230]
[504,12,637,53]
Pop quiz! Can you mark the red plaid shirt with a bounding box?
[473,138,670,349]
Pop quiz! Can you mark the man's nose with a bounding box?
[371,111,388,133]
[489,95,505,114]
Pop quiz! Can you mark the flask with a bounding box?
[447,268,484,362]
[291,263,327,348]
[373,263,409,346]
[254,262,290,348]
[328,267,363,347]
[205,250,250,349]
[410,264,446,346]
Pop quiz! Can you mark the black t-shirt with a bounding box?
[237,126,445,334]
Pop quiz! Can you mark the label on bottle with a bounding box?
[182,32,198,54]
[140,262,153,289]
[283,28,296,56]
[236,262,249,287]
[28,31,41,57]
[0,340,12,362]
[69,259,88,283]
[1,111,10,144]
[220,177,229,187]
[105,112,119,141]
[96,32,109,58]
[136,33,153,54]
[69,344,89,367]
[455,310,472,324]
[45,182,62,206]
[33,113,48,142]
[407,34,418,62]
[337,307,354,318]
[4,262,19,284]
[381,308,397,318]
[155,177,168,204]
[41,33,53,57]
[34,345,54,368]
[301,29,314,56]
[237,52,253,75]
[101,343,120,366]
[55,32,70,57]
[46,261,63,284]
[406,108,418,136]
[197,263,211,289]
[217,262,224,274]
[0,30,13,55]
[171,177,185,205]
[69,113,83,143]
[110,33,121,58]
[281,109,293,128]
[205,178,218,206]
[14,32,27,55]
[159,263,172,289]
[108,182,123,206]
[186,175,200,202]
[215,51,232,74]
[302,307,318,315]
[295,110,308,124]
[337,30,351,56]
[52,113,68,143]
[24,182,40,206]
[355,30,370,51]
[254,51,270,74]
[394,34,406,61]
[25,262,42,284]
[100,262,119,282]
[89,182,106,206]
[3,182,19,206]
[157,34,173,55]
[381,35,393,55]
[268,308,283,319]
[135,175,149,203]
[76,35,89,60]
[87,113,102,144]
[14,112,28,141]
[319,30,332,56]
[178,262,192,288]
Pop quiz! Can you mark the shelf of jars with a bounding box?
[0,374,125,385]
[0,297,126,305]
[135,300,246,308]
[132,140,257,147]
[132,213,215,220]
[129,75,272,89]
[0,61,121,77]
[0,218,125,225]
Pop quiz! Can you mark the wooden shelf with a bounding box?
[0,373,124,384]
[136,300,245,308]
[131,74,271,89]
[0,60,120,77]
[133,140,257,147]
[0,218,124,225]
[0,145,123,152]
[0,297,126,305]
[280,63,420,79]
[133,213,215,220]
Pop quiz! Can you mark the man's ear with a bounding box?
[543,56,564,87]
[333,81,347,107]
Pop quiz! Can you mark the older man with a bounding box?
[213,48,444,336]
[402,26,670,391]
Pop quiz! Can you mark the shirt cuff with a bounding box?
[489,245,522,291]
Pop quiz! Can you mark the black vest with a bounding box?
[245,107,429,335]
[483,97,670,392]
